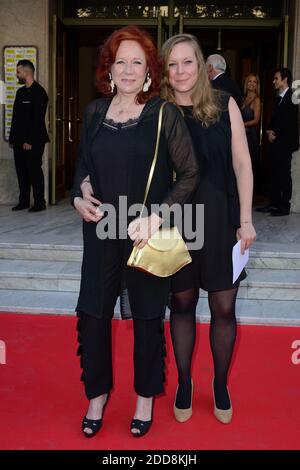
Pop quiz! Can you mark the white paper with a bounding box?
[232,240,249,283]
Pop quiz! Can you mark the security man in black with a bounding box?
[9,59,49,212]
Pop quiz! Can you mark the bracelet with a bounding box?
[240,221,252,224]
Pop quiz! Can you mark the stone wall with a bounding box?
[291,0,300,213]
[0,0,49,205]
[0,1,299,210]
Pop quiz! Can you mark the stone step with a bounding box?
[200,268,300,301]
[0,259,81,292]
[248,252,300,270]
[0,290,299,326]
[0,289,77,315]
[1,242,300,270]
[192,298,300,325]
[0,243,82,262]
[0,260,300,302]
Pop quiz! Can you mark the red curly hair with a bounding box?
[95,26,161,104]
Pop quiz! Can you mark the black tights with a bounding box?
[170,286,238,409]
[170,289,197,409]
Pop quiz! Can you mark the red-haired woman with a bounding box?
[71,26,198,438]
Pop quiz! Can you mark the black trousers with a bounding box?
[13,143,46,207]
[269,148,292,211]
[76,239,165,400]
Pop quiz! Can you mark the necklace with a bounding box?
[114,99,132,115]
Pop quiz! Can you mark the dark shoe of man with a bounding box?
[255,204,278,213]
[270,208,290,217]
[12,203,29,211]
[28,205,46,213]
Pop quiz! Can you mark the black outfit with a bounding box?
[212,73,242,108]
[170,94,244,410]
[9,81,49,208]
[268,88,299,213]
[71,96,198,399]
[172,95,246,294]
[241,99,260,175]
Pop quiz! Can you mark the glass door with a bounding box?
[157,13,169,49]
[52,1,286,202]
[50,14,66,204]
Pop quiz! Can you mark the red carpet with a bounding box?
[0,312,299,450]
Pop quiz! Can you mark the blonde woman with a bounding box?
[241,74,261,174]
[161,35,256,424]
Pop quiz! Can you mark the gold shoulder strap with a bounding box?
[141,101,167,209]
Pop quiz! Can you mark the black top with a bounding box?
[241,101,255,123]
[9,81,50,145]
[270,88,299,153]
[212,73,242,109]
[241,102,259,166]
[241,101,259,142]
[91,117,138,206]
[91,117,138,236]
[183,94,240,228]
[72,97,199,211]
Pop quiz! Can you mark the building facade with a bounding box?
[0,0,299,210]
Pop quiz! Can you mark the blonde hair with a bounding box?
[160,34,221,127]
[244,73,261,98]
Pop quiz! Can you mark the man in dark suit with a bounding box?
[206,54,242,108]
[256,68,299,216]
[9,59,49,212]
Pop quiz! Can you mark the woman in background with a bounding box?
[241,74,261,179]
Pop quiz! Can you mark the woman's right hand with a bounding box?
[74,197,103,223]
[80,180,101,206]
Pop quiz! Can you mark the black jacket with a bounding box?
[9,81,50,145]
[212,73,242,108]
[270,88,299,154]
[71,96,199,319]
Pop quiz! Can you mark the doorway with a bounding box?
[49,8,287,203]
[50,19,165,203]
[182,26,281,196]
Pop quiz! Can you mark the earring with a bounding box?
[108,72,115,93]
[143,73,152,92]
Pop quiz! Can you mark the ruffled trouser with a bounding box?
[77,312,166,399]
[76,236,166,399]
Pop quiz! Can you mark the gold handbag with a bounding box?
[127,102,192,277]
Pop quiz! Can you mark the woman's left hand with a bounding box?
[236,222,256,254]
[128,213,163,249]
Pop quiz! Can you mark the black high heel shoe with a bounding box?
[130,398,153,438]
[82,394,109,438]
[130,418,152,438]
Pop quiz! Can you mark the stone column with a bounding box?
[0,0,49,205]
[290,0,300,213]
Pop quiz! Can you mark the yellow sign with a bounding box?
[3,46,38,140]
